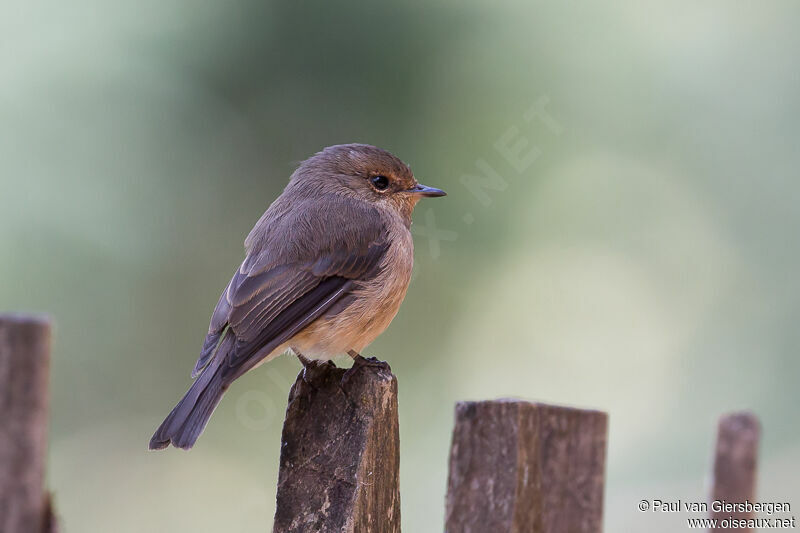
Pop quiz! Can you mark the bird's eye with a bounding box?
[370,175,390,191]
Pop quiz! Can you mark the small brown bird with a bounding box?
[150,144,445,450]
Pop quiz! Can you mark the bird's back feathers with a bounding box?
[149,197,391,450]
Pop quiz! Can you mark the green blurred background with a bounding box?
[3,1,799,531]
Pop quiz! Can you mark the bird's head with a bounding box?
[290,144,445,221]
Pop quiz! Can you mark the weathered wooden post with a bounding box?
[273,360,400,533]
[709,412,760,532]
[0,314,58,533]
[445,400,607,533]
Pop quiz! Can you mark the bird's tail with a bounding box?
[149,335,233,450]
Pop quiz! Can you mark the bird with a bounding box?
[149,143,446,450]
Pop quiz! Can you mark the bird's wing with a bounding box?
[191,199,388,381]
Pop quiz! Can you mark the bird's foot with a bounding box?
[295,349,313,368]
[295,348,324,385]
[301,359,335,387]
[341,350,391,387]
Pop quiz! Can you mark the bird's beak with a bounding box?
[405,183,447,198]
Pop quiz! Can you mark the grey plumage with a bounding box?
[149,144,444,450]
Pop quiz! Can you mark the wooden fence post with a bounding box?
[273,360,400,533]
[709,412,760,532]
[0,314,58,533]
[445,400,607,533]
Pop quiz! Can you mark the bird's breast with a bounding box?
[291,224,414,358]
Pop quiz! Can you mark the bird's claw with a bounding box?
[301,359,335,387]
[340,354,390,388]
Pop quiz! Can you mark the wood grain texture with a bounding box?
[0,314,57,533]
[273,360,400,533]
[445,400,607,533]
[709,412,760,532]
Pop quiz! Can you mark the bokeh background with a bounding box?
[3,1,799,531]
